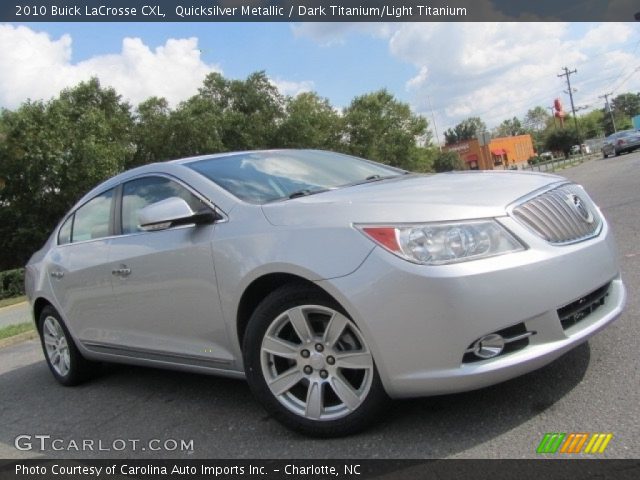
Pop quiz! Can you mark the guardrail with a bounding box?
[522,153,598,173]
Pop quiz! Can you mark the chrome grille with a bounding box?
[512,184,602,244]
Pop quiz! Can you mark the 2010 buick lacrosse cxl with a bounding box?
[25,149,626,436]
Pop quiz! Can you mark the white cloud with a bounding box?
[308,21,640,136]
[0,24,221,109]
[269,78,315,97]
[294,20,640,137]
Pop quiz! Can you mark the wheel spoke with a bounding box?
[43,335,57,346]
[287,307,313,343]
[335,351,373,370]
[60,352,70,376]
[322,312,349,347]
[262,335,298,359]
[50,350,60,366]
[329,375,362,411]
[268,367,304,396]
[44,319,57,338]
[305,381,323,419]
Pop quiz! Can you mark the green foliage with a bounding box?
[342,89,429,169]
[524,106,550,132]
[611,93,640,119]
[0,268,25,299]
[577,110,606,139]
[0,322,34,340]
[495,117,526,137]
[544,128,581,158]
[444,117,486,145]
[433,151,464,172]
[0,74,438,269]
[197,71,284,151]
[0,78,134,269]
[276,92,342,149]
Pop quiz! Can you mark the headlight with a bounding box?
[358,220,525,265]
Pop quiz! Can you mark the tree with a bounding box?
[0,78,134,269]
[524,106,550,133]
[130,97,173,167]
[577,109,605,139]
[165,95,224,158]
[342,89,429,169]
[495,117,525,137]
[444,117,486,145]
[544,128,580,158]
[433,150,464,172]
[276,92,342,149]
[611,92,640,119]
[198,71,285,151]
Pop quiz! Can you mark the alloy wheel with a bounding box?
[260,305,374,421]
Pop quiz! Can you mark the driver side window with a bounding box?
[121,177,207,234]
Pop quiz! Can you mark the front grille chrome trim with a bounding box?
[509,182,603,245]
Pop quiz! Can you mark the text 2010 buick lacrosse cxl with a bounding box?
[25,150,625,436]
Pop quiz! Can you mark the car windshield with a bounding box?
[187,150,405,204]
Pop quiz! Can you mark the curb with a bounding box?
[0,330,37,349]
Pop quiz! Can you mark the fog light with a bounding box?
[472,334,505,359]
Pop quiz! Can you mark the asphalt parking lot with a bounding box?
[1,151,638,459]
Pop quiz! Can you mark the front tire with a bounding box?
[38,306,96,386]
[243,284,389,437]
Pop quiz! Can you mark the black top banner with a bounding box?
[2,0,640,22]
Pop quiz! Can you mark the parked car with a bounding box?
[25,150,626,436]
[602,129,640,157]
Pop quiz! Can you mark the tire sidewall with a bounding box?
[243,284,389,437]
[38,306,87,386]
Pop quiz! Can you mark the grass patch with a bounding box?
[0,295,27,308]
[0,322,35,340]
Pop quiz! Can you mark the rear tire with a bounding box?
[38,305,97,386]
[243,284,389,437]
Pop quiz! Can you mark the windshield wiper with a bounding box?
[287,188,330,199]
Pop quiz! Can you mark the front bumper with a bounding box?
[317,217,626,398]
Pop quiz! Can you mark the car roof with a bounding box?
[168,149,312,165]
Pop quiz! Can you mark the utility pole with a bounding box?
[557,67,580,137]
[599,92,617,133]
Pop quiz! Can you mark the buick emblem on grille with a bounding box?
[565,193,594,224]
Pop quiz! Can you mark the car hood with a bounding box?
[261,171,565,226]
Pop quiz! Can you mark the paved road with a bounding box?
[1,152,638,459]
[0,303,30,329]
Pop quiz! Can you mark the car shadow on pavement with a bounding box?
[0,342,589,459]
[381,342,591,456]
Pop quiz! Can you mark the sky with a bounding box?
[1,21,639,142]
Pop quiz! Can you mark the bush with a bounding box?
[433,151,465,172]
[0,268,25,300]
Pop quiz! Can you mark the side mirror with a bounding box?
[138,197,216,231]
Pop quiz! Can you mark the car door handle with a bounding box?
[50,271,64,279]
[112,266,131,277]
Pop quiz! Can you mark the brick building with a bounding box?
[444,134,535,170]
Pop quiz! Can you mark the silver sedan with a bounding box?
[602,129,640,157]
[25,150,626,436]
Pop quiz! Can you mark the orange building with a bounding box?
[444,134,535,170]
